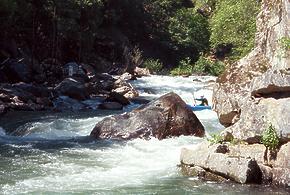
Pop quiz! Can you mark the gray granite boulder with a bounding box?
[91,92,204,140]
[180,142,262,184]
[213,0,290,142]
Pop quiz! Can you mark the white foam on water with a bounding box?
[0,126,6,136]
[2,136,203,194]
[23,116,104,140]
[131,75,215,106]
[131,75,221,124]
[0,75,225,194]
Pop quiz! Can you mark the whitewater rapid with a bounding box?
[2,75,284,194]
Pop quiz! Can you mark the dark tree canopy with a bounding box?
[0,0,260,75]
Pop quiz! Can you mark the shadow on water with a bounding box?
[102,176,289,195]
[0,109,132,157]
[0,109,123,133]
[0,134,127,157]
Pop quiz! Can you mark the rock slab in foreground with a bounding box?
[90,92,205,140]
[180,142,262,184]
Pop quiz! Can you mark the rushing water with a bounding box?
[0,76,288,194]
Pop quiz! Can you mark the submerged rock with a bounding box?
[90,92,204,140]
[181,165,228,182]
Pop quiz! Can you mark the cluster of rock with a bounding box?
[0,59,149,115]
[213,0,290,142]
[181,0,290,188]
[181,142,290,187]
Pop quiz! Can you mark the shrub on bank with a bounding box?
[193,55,225,76]
[261,123,280,150]
[170,57,193,76]
[143,58,163,74]
[210,0,260,60]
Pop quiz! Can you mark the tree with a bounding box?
[210,0,260,59]
[168,8,210,58]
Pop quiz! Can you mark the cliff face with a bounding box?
[213,0,290,142]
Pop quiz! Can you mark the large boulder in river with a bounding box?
[54,78,88,101]
[213,0,290,142]
[90,92,205,140]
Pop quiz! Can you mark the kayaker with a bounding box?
[195,95,209,106]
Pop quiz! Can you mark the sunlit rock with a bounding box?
[213,0,290,141]
[134,67,150,76]
[91,92,204,140]
[226,97,290,143]
[180,142,262,184]
[272,143,290,187]
[113,78,139,99]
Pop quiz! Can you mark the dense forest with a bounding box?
[0,0,260,78]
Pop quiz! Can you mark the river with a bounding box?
[0,75,287,194]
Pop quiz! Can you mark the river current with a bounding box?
[0,75,287,194]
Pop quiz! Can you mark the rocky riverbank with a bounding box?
[180,141,290,187]
[181,0,290,188]
[0,60,150,116]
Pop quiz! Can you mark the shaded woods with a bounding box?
[0,0,260,77]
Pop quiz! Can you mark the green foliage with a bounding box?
[229,138,239,145]
[130,46,143,67]
[143,1,210,65]
[170,57,193,76]
[261,123,280,150]
[0,0,261,73]
[192,0,217,16]
[193,55,225,76]
[143,58,163,73]
[168,8,210,52]
[207,132,223,144]
[279,37,290,50]
[210,0,260,59]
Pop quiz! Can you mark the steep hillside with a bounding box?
[213,0,290,142]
